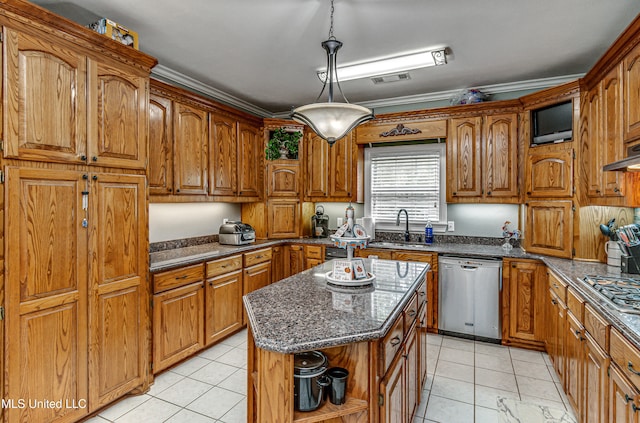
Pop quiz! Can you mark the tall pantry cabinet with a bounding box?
[0,2,157,422]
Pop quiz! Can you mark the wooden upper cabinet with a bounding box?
[173,101,208,195]
[210,113,238,196]
[306,132,356,201]
[267,163,300,197]
[3,27,87,164]
[237,121,262,198]
[624,42,640,143]
[268,200,300,238]
[329,134,355,198]
[584,86,603,197]
[148,94,173,194]
[447,117,482,198]
[601,64,625,196]
[524,200,573,258]
[525,145,574,198]
[89,59,148,169]
[306,132,329,198]
[483,113,518,199]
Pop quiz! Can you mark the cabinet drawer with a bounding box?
[244,248,272,267]
[610,328,640,388]
[404,293,419,334]
[154,263,204,293]
[566,287,584,321]
[304,245,324,260]
[380,316,404,376]
[416,278,427,311]
[206,255,242,278]
[584,303,610,351]
[548,271,567,303]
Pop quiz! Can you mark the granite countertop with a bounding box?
[243,259,429,354]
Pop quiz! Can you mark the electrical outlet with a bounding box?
[447,221,455,231]
[223,218,229,224]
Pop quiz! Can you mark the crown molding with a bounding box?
[151,64,273,118]
[153,64,584,119]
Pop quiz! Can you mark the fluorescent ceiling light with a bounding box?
[318,48,447,82]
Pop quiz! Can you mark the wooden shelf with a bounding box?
[293,397,368,423]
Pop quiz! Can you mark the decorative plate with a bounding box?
[352,224,368,238]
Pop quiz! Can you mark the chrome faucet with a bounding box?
[396,209,410,242]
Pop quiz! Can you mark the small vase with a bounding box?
[502,237,513,251]
[278,146,289,159]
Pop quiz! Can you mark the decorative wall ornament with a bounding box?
[380,124,423,137]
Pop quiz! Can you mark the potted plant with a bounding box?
[266,128,302,160]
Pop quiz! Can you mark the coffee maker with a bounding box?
[311,205,329,238]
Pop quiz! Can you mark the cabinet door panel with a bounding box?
[507,261,546,343]
[148,94,173,194]
[89,59,148,169]
[526,149,573,198]
[206,270,243,345]
[524,200,573,258]
[153,282,204,373]
[268,200,300,238]
[483,114,518,198]
[174,102,208,194]
[268,163,299,197]
[447,117,482,198]
[624,43,640,142]
[237,121,261,198]
[5,168,88,422]
[329,134,354,198]
[210,114,237,196]
[380,354,405,423]
[4,27,87,164]
[89,173,147,409]
[602,65,625,196]
[583,333,609,423]
[306,133,329,197]
[585,87,603,197]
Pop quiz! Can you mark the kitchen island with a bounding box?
[243,258,430,423]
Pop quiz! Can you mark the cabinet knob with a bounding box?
[527,192,531,195]
[453,192,457,196]
[487,191,492,196]
[614,187,620,193]
[82,174,88,180]
[92,175,98,181]
[91,156,98,162]
[81,155,87,161]
[176,189,180,193]
[595,189,601,194]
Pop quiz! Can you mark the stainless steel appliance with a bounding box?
[218,221,256,245]
[311,205,329,238]
[325,246,347,261]
[584,275,640,314]
[438,256,502,341]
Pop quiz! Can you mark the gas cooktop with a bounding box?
[584,275,640,314]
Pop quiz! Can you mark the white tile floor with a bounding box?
[85,329,577,423]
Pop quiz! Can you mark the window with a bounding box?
[365,143,446,232]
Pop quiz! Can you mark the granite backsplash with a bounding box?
[149,231,520,253]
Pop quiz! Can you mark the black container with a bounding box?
[327,367,349,405]
[294,351,329,411]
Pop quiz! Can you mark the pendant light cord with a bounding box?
[328,0,335,40]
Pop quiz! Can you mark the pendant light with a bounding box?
[291,0,374,146]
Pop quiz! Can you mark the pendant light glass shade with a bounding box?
[292,21,374,145]
[291,102,373,145]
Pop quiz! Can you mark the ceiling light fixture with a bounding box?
[291,0,374,146]
[317,48,448,83]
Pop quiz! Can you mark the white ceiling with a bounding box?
[34,1,640,117]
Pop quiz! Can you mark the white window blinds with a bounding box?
[368,144,444,224]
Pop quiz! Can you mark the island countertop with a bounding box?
[243,258,429,354]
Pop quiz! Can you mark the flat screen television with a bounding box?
[531,101,573,145]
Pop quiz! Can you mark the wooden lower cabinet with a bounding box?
[565,310,584,416]
[205,269,243,346]
[502,259,546,348]
[285,245,305,278]
[609,364,640,423]
[153,281,205,373]
[244,262,272,294]
[392,252,438,333]
[583,332,609,423]
[380,352,405,423]
[271,245,285,283]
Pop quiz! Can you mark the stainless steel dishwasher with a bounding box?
[438,256,502,341]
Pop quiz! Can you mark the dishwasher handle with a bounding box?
[461,265,478,270]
